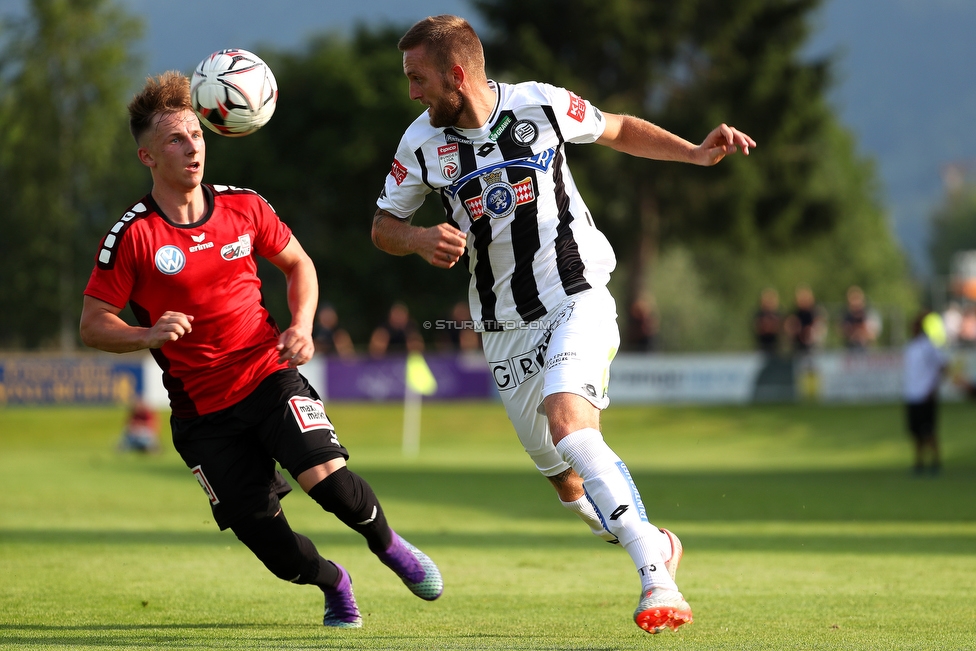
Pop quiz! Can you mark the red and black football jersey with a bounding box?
[85,184,293,417]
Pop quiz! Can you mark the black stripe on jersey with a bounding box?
[95,201,152,271]
[439,190,471,269]
[131,300,198,417]
[415,146,435,191]
[542,106,591,297]
[449,138,501,329]
[469,214,500,330]
[497,110,546,322]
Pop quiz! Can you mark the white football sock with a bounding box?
[560,495,619,543]
[556,428,677,591]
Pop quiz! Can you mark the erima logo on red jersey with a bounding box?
[390,158,408,185]
[567,91,586,122]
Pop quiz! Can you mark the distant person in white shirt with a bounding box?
[903,312,949,475]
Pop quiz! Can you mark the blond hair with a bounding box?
[127,71,192,143]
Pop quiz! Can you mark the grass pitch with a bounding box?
[1,400,975,650]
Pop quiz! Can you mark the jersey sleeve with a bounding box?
[376,133,431,221]
[539,82,607,145]
[83,229,139,310]
[250,193,293,258]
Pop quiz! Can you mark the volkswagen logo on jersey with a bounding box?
[154,245,186,275]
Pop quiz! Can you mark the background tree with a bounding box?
[929,182,976,280]
[0,0,143,350]
[204,26,470,346]
[474,0,915,350]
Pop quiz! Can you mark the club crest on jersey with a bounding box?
[438,143,461,180]
[511,120,539,146]
[220,234,252,261]
[567,91,587,122]
[465,171,536,221]
[154,245,186,275]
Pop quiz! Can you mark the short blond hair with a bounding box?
[127,71,192,143]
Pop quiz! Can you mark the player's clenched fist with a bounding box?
[276,326,314,368]
[425,223,466,269]
[148,312,194,348]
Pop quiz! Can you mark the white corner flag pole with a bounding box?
[402,385,422,458]
[402,352,437,458]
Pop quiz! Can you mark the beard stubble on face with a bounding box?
[428,80,465,128]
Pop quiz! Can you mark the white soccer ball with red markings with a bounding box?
[190,48,277,137]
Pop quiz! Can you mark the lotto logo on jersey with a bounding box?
[390,158,408,185]
[288,396,335,434]
[220,234,252,261]
[567,91,587,122]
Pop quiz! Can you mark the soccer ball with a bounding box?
[190,48,277,137]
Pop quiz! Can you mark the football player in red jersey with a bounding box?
[80,71,442,628]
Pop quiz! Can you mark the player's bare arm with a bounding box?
[597,113,755,166]
[371,208,466,269]
[267,236,318,367]
[80,295,193,353]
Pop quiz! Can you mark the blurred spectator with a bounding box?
[958,304,976,347]
[841,285,879,349]
[439,301,481,352]
[942,301,962,347]
[784,285,826,354]
[626,296,659,352]
[752,288,782,355]
[117,396,160,453]
[903,311,948,476]
[312,303,355,357]
[369,302,425,357]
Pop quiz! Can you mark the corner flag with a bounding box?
[922,312,947,347]
[405,352,437,396]
[402,352,436,457]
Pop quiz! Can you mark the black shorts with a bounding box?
[906,397,937,443]
[171,369,349,530]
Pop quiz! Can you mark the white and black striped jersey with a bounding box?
[377,80,616,331]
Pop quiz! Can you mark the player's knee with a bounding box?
[307,466,391,552]
[230,512,319,583]
[307,467,378,524]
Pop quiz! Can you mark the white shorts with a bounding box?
[482,288,620,476]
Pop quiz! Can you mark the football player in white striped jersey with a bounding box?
[372,14,755,634]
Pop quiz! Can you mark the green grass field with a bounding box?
[2,400,975,650]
